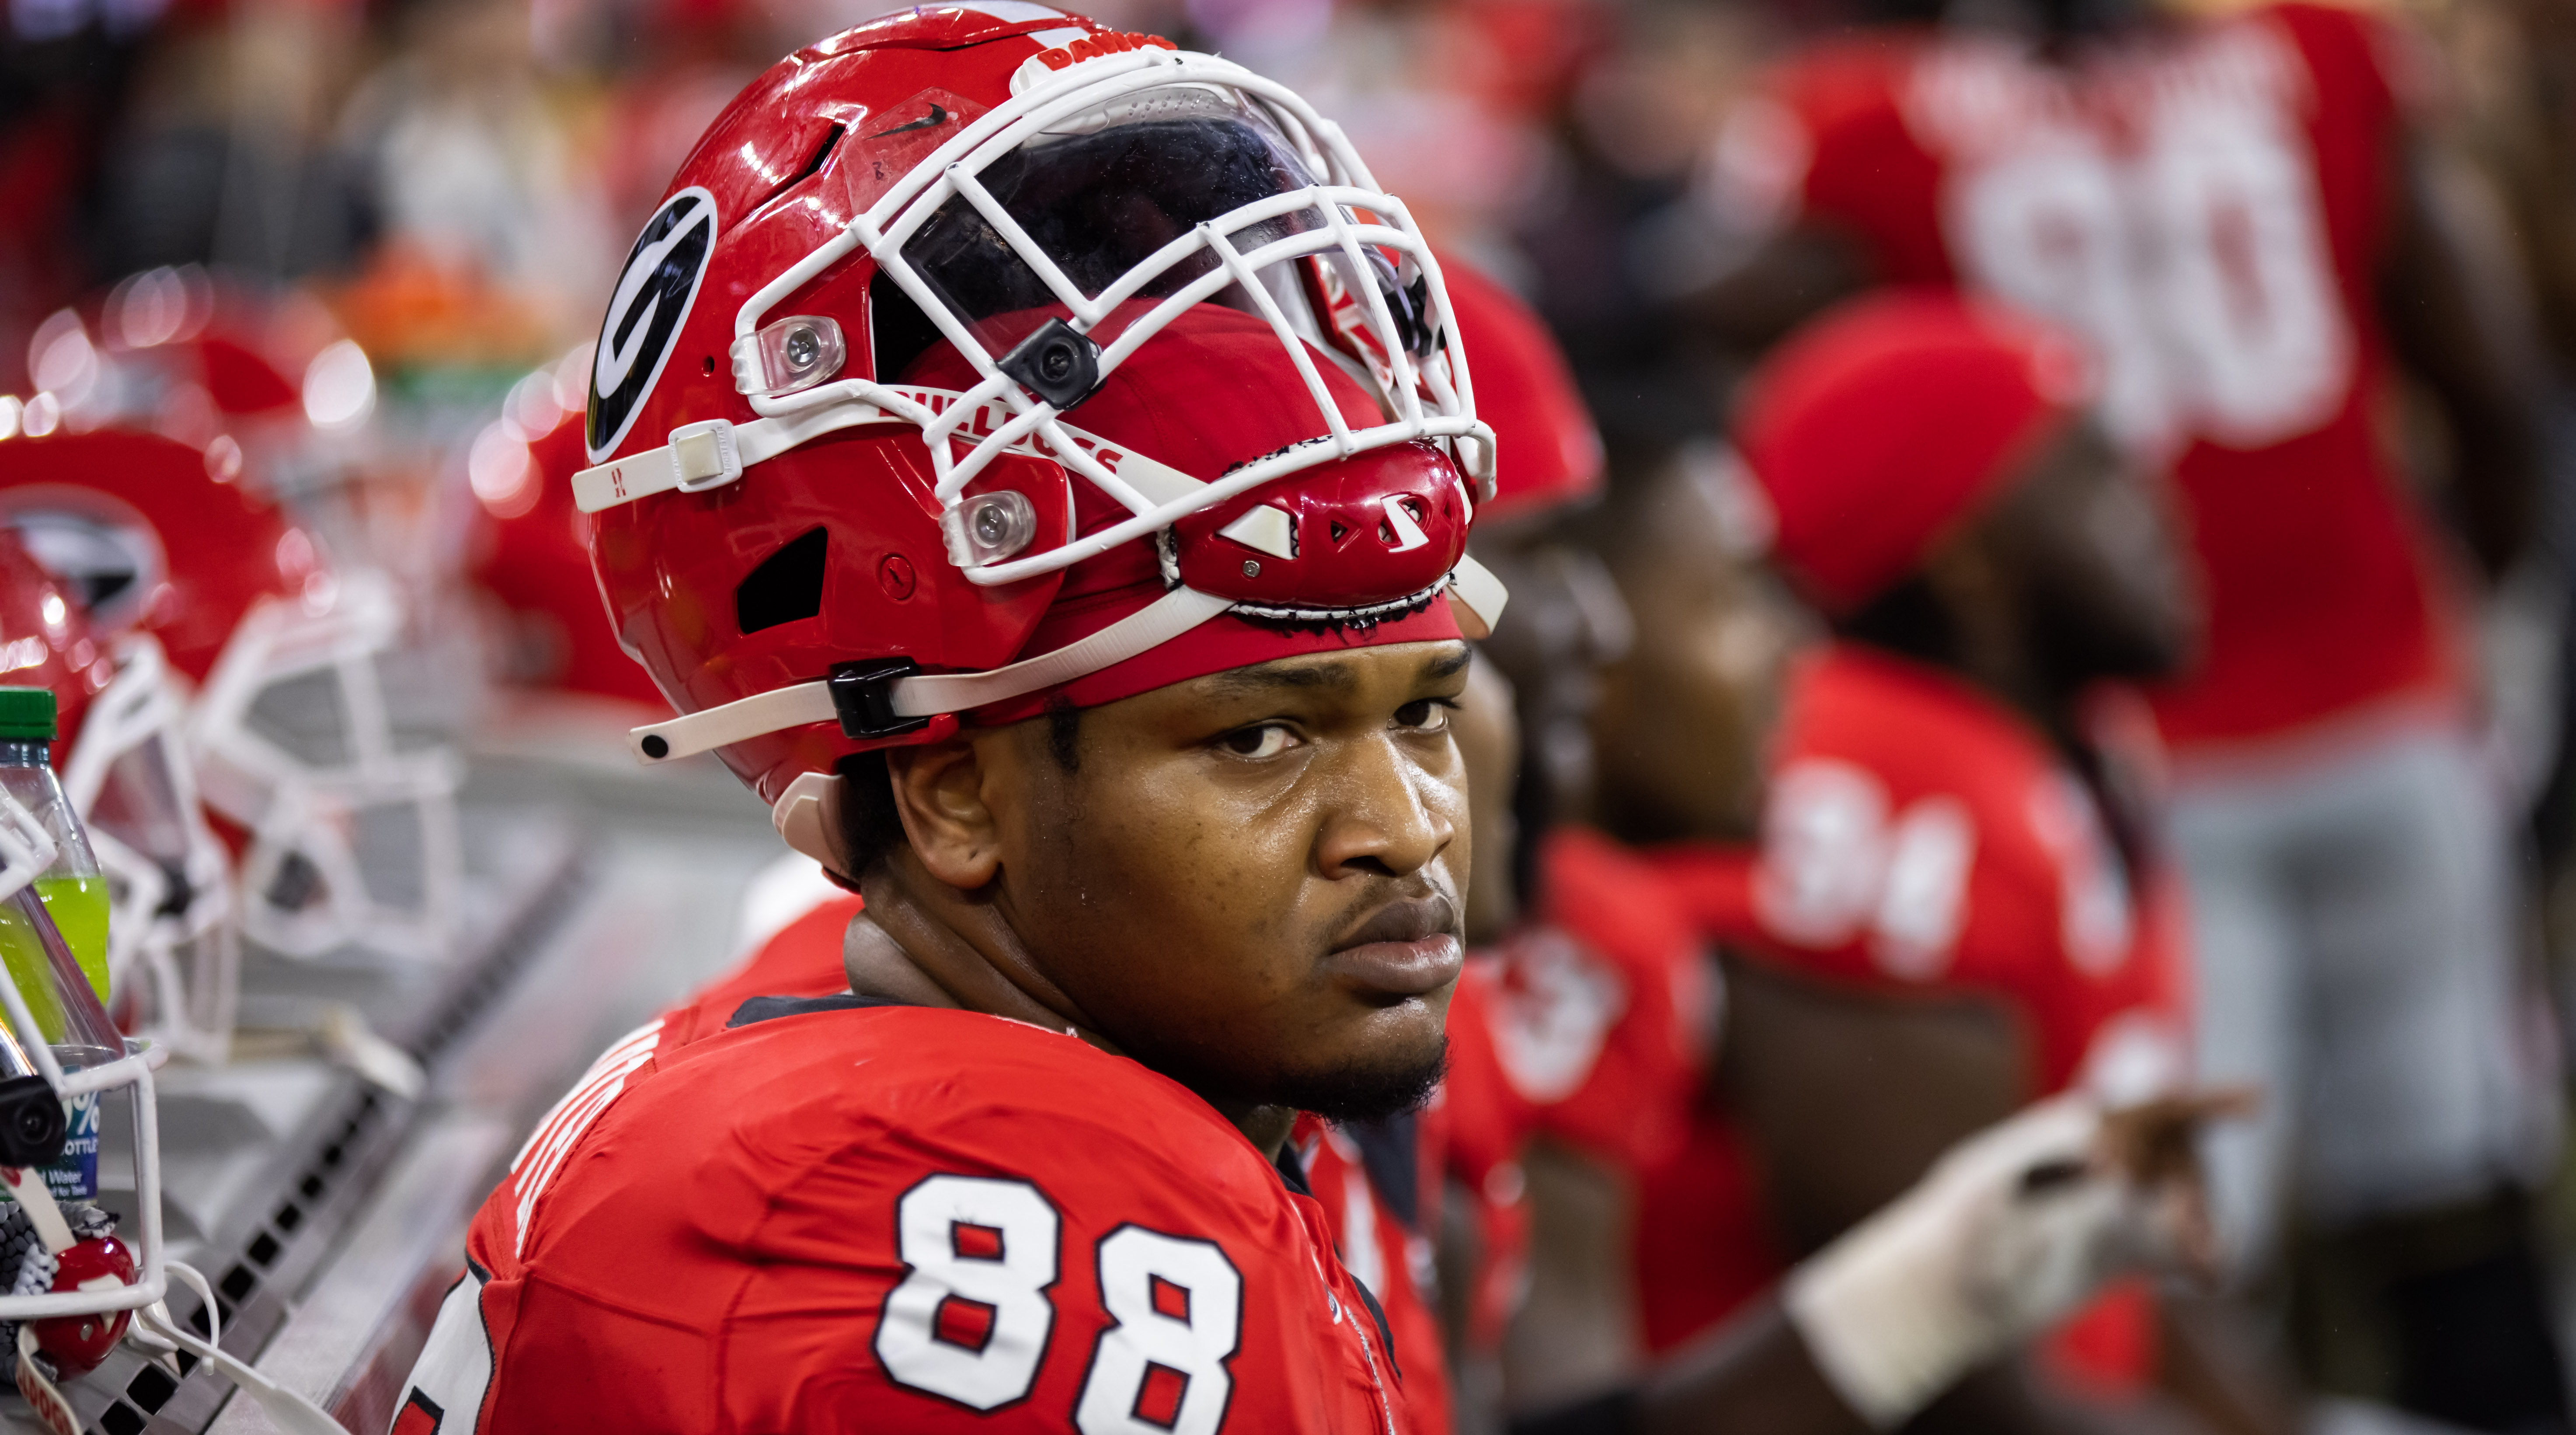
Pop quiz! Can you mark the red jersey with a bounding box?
[1443,830,1750,1359]
[1292,1114,1452,1435]
[1734,5,2463,745]
[1455,828,1717,1178]
[1639,643,2190,1378]
[664,888,860,1047]
[651,885,1454,1420]
[1723,642,2191,1095]
[554,848,1716,1425]
[394,1003,1430,1434]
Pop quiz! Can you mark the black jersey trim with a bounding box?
[1506,1387,1643,1435]
[1272,1141,1314,1198]
[1344,1111,1420,1233]
[1349,1270,1401,1383]
[726,992,912,1027]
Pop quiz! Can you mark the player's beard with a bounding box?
[1127,1028,1452,1126]
[1265,1036,1451,1125]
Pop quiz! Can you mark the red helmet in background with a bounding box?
[18,268,373,502]
[0,429,461,962]
[1441,259,1602,524]
[0,523,238,1063]
[581,3,1508,874]
[0,530,112,754]
[463,357,666,707]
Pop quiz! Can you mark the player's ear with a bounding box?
[886,736,1002,890]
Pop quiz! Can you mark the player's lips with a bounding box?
[1324,896,1464,996]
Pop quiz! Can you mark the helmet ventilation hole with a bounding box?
[736,526,830,634]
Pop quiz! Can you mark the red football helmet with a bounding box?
[20,268,373,501]
[465,362,668,707]
[0,523,244,1064]
[0,429,462,962]
[581,2,1508,871]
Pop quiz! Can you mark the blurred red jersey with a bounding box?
[1740,4,2463,745]
[1720,644,2191,1092]
[1642,643,2190,1376]
[397,1000,1431,1434]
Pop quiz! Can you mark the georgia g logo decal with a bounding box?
[588,186,718,462]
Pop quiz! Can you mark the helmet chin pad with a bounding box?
[1173,442,1464,616]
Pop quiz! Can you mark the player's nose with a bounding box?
[1315,730,1460,882]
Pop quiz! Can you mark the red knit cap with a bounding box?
[1735,291,2092,615]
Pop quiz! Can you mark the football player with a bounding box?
[391,11,2215,1431]
[1687,3,2564,1424]
[1585,294,2282,1432]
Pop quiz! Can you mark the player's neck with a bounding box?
[1841,578,2086,745]
[855,858,1117,1045]
[849,864,1302,1161]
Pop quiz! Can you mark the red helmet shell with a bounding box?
[0,529,113,761]
[587,6,1486,808]
[472,417,668,706]
[0,430,322,685]
[587,7,1175,805]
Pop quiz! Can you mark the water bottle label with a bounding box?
[41,1092,97,1201]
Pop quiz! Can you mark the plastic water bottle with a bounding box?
[0,687,115,1199]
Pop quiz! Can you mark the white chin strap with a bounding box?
[629,554,1507,770]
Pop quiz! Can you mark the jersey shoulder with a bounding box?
[1536,826,1706,987]
[663,892,863,1049]
[488,1007,1286,1283]
[461,1007,1395,1434]
[647,1006,1281,1236]
[1767,27,1932,127]
[1776,643,2050,808]
[1455,829,1716,1175]
[2239,1,2412,134]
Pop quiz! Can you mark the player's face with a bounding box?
[1592,469,1810,843]
[1987,416,2197,684]
[998,641,1474,1122]
[1472,534,1631,828]
[1452,651,1522,946]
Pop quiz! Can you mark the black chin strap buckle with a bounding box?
[829,658,932,740]
[0,1075,66,1168]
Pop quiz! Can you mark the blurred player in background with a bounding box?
[1686,0,2566,1424]
[1547,293,2278,1435]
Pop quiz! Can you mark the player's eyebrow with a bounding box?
[1204,658,1361,697]
[1418,645,1473,682]
[1203,643,1472,699]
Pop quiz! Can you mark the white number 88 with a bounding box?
[874,1178,1247,1430]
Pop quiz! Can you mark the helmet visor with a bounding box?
[905,87,1325,357]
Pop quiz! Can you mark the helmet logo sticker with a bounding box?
[872,104,951,138]
[589,187,719,463]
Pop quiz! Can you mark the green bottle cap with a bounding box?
[0,688,56,742]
